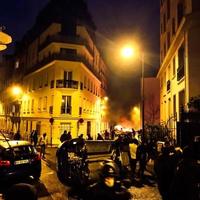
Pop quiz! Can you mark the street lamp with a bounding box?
[121,45,145,134]
[10,85,23,132]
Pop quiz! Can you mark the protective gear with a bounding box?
[100,161,118,178]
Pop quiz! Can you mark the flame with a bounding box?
[114,106,141,131]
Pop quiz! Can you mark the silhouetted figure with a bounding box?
[104,130,110,140]
[137,140,148,183]
[84,161,132,200]
[97,133,104,140]
[67,131,72,140]
[30,130,34,144]
[111,130,115,140]
[154,141,177,200]
[87,133,93,140]
[4,183,38,200]
[128,138,138,182]
[169,140,200,200]
[14,131,21,140]
[33,130,38,147]
[60,130,68,143]
[39,133,48,159]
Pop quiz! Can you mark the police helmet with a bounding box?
[101,161,118,178]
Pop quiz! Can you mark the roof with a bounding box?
[0,140,31,149]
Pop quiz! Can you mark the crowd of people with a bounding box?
[154,138,200,200]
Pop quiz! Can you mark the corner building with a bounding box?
[157,0,200,139]
[13,0,108,144]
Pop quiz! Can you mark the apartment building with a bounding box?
[157,0,200,138]
[1,0,109,144]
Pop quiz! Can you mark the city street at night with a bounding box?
[1,0,200,199]
[23,147,161,200]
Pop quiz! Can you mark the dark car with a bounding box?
[0,139,41,184]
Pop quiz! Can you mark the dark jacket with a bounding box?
[84,181,132,200]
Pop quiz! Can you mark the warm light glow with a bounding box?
[104,96,109,101]
[12,86,22,96]
[121,46,134,58]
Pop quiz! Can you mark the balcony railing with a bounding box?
[56,79,78,89]
[167,80,171,91]
[26,52,101,80]
[39,34,93,56]
[61,106,71,114]
[177,66,185,81]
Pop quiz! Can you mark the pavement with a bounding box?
[42,146,162,200]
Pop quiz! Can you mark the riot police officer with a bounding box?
[84,161,132,200]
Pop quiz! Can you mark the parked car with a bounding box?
[0,139,41,184]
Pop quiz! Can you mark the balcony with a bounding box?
[177,66,184,81]
[26,52,100,80]
[56,79,78,89]
[39,34,93,56]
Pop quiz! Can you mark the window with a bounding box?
[163,13,166,32]
[64,71,72,80]
[172,56,176,76]
[27,100,30,113]
[179,90,185,112]
[79,107,82,115]
[177,3,184,26]
[167,0,170,19]
[172,18,176,35]
[44,73,48,86]
[38,97,42,112]
[167,32,170,49]
[43,96,47,111]
[61,96,72,114]
[173,95,176,117]
[84,76,87,88]
[177,44,185,81]
[31,99,34,113]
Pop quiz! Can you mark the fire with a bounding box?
[114,106,141,132]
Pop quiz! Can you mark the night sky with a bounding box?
[0,0,160,124]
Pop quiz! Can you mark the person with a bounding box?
[84,161,132,200]
[4,183,38,200]
[30,130,34,144]
[39,133,48,159]
[33,130,38,147]
[154,141,177,200]
[137,140,148,183]
[128,138,138,182]
[60,130,68,143]
[97,133,104,140]
[111,129,115,140]
[87,133,93,140]
[104,130,110,140]
[13,130,21,140]
[169,139,200,200]
[67,131,72,140]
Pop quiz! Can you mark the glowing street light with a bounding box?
[11,86,23,96]
[121,46,134,58]
[121,44,145,133]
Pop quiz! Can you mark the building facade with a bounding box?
[157,0,200,138]
[0,0,109,144]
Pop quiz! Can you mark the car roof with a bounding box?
[0,140,31,149]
